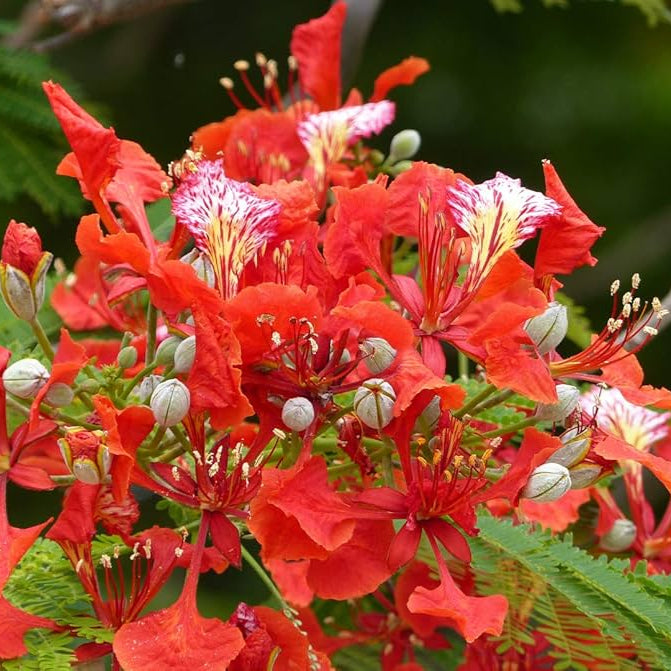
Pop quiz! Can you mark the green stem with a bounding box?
[145,304,158,366]
[123,362,159,397]
[453,383,497,419]
[479,416,539,439]
[29,317,54,362]
[457,351,469,380]
[157,424,191,462]
[241,544,284,607]
[146,426,167,452]
[470,388,515,415]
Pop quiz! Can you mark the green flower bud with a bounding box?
[117,346,138,369]
[79,379,101,395]
[389,160,413,177]
[150,379,190,427]
[2,358,49,399]
[138,374,163,402]
[522,462,571,503]
[547,427,592,468]
[360,337,397,374]
[281,397,315,432]
[44,382,74,408]
[353,378,396,430]
[155,336,181,366]
[534,384,580,423]
[600,519,636,553]
[389,129,421,162]
[413,395,441,434]
[174,335,196,374]
[524,302,568,355]
[568,463,602,489]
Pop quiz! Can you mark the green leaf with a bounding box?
[470,513,671,669]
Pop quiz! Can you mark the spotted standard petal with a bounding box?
[582,387,671,452]
[447,173,561,295]
[171,160,281,299]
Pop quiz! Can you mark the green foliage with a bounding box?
[470,514,671,669]
[146,197,175,242]
[1,537,117,669]
[490,0,671,24]
[0,41,85,218]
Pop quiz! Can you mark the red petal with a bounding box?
[473,428,561,505]
[425,518,471,563]
[535,160,605,281]
[43,81,120,196]
[113,591,245,670]
[1,221,43,275]
[46,481,97,547]
[249,457,355,561]
[407,560,507,643]
[265,558,313,607]
[187,304,253,429]
[370,57,430,102]
[0,597,57,660]
[76,214,150,276]
[388,521,422,571]
[306,519,395,599]
[595,436,671,493]
[290,3,347,110]
[520,488,591,532]
[209,512,242,568]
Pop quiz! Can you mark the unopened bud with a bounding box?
[137,374,163,402]
[2,358,49,399]
[534,384,580,423]
[174,335,196,374]
[413,395,441,434]
[522,462,571,502]
[524,302,568,355]
[0,254,52,321]
[281,397,315,432]
[117,346,138,369]
[568,463,602,489]
[353,378,396,430]
[44,382,74,408]
[150,379,190,427]
[79,379,100,395]
[389,160,413,177]
[548,427,592,468]
[58,427,110,485]
[155,336,181,366]
[600,519,636,553]
[389,129,421,162]
[360,337,397,374]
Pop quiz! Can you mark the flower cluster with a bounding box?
[1,3,671,670]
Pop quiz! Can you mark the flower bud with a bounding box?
[44,382,74,408]
[281,397,315,432]
[117,346,138,369]
[568,463,602,489]
[360,337,397,374]
[138,374,163,402]
[547,427,592,468]
[413,395,441,434]
[0,221,52,321]
[150,379,190,427]
[353,378,396,430]
[389,129,421,162]
[2,358,49,399]
[174,335,196,374]
[534,384,580,423]
[522,462,571,502]
[58,426,110,485]
[524,302,568,355]
[599,519,637,553]
[389,160,413,177]
[79,379,101,395]
[155,336,181,366]
[181,249,215,287]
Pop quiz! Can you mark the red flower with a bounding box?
[113,512,245,671]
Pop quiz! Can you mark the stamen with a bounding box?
[610,279,621,296]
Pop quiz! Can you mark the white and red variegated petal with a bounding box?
[171,159,281,298]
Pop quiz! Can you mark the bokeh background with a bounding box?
[1,0,671,628]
